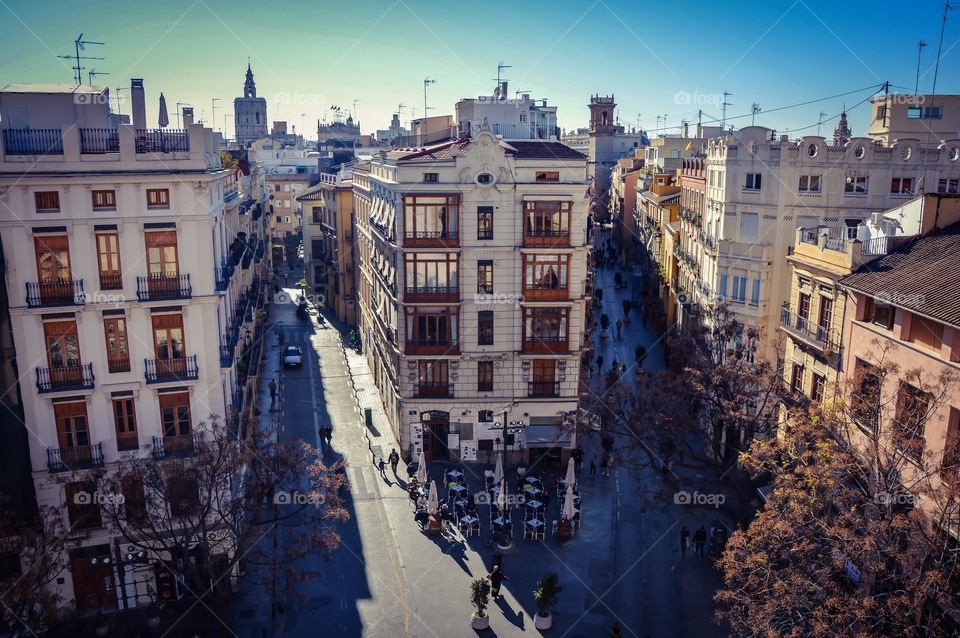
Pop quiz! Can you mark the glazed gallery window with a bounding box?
[477,260,493,294]
[403,195,459,239]
[523,201,570,237]
[404,253,458,294]
[523,254,569,292]
[477,206,494,240]
[405,307,458,347]
[523,307,569,342]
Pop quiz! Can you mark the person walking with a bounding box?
[590,454,598,476]
[325,426,333,446]
[268,379,277,404]
[488,565,509,599]
[572,447,584,474]
[693,526,707,559]
[377,456,387,478]
[604,453,614,476]
[680,525,690,557]
[615,319,622,338]
[388,448,400,475]
[596,355,603,372]
[600,452,610,477]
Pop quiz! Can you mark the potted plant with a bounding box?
[533,573,562,629]
[470,578,491,630]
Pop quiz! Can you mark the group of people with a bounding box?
[679,525,709,559]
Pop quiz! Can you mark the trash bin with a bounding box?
[364,407,373,427]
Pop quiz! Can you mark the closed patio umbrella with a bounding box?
[416,458,428,485]
[497,479,507,511]
[427,480,439,516]
[563,484,576,522]
[493,453,504,485]
[565,456,576,487]
[158,93,169,128]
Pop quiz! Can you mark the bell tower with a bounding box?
[589,94,617,135]
[244,62,257,98]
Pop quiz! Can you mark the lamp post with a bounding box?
[492,412,525,483]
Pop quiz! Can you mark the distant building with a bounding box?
[234,64,268,146]
[270,120,302,147]
[868,93,960,146]
[455,82,558,139]
[376,113,409,144]
[317,114,361,144]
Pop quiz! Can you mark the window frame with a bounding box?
[477,260,494,294]
[478,310,494,345]
[477,361,494,392]
[146,188,170,209]
[92,189,117,210]
[104,317,131,373]
[34,191,61,212]
[113,397,138,451]
[477,206,494,240]
[744,173,762,191]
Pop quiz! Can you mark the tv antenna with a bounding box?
[720,91,732,129]
[816,111,827,136]
[87,69,108,86]
[211,98,220,132]
[58,33,105,86]
[424,77,437,117]
[751,103,761,126]
[113,87,126,116]
[352,99,360,123]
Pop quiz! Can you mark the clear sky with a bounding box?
[0,0,956,140]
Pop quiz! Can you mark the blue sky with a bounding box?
[0,0,956,139]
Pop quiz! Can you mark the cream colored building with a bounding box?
[868,93,960,147]
[0,84,269,614]
[355,124,591,467]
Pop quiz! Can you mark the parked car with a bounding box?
[282,345,303,367]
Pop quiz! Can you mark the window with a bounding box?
[478,310,494,345]
[530,359,558,396]
[478,361,494,392]
[890,177,913,194]
[845,176,868,194]
[909,314,944,351]
[404,252,458,298]
[423,173,439,183]
[938,178,960,194]
[731,275,747,304]
[113,397,138,450]
[818,296,834,338]
[104,318,130,373]
[44,320,80,370]
[54,401,89,451]
[285,216,291,224]
[159,391,191,438]
[523,254,569,297]
[535,171,559,183]
[479,410,493,423]
[811,373,826,403]
[167,472,199,517]
[523,201,571,245]
[477,173,493,184]
[121,475,146,523]
[405,306,458,350]
[895,383,931,463]
[477,260,493,294]
[852,360,881,433]
[942,408,960,485]
[146,188,170,209]
[417,361,449,396]
[522,307,569,351]
[276,216,282,224]
[477,206,494,240]
[739,213,758,242]
[35,235,72,285]
[798,175,821,192]
[404,195,459,242]
[864,297,895,330]
[874,105,887,121]
[92,190,116,210]
[750,278,761,306]
[65,481,102,530]
[717,273,728,300]
[906,106,942,119]
[145,231,179,278]
[34,191,60,212]
[790,363,805,394]
[96,233,122,289]
[744,173,761,190]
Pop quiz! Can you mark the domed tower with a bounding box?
[833,110,852,146]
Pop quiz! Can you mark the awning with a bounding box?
[525,424,575,447]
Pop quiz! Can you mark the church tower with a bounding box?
[234,63,268,146]
[833,110,852,147]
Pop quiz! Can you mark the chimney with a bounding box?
[682,121,689,138]
[500,81,508,100]
[131,79,146,129]
[182,107,194,127]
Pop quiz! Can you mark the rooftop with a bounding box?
[839,222,960,329]
[1,83,107,95]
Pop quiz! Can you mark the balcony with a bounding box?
[521,336,569,354]
[116,433,139,452]
[528,381,560,397]
[779,303,839,354]
[107,356,131,374]
[26,280,85,308]
[404,285,459,303]
[99,273,123,291]
[2,128,63,155]
[144,355,199,384]
[523,229,570,248]
[403,230,459,248]
[220,330,238,368]
[134,129,189,153]
[36,364,95,393]
[405,339,460,356]
[136,274,192,301]
[523,285,569,301]
[47,443,104,472]
[79,128,120,154]
[152,432,204,459]
[414,382,453,398]
[215,263,235,291]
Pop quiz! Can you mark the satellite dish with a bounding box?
[493,86,501,98]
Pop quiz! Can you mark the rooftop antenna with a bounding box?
[751,103,761,126]
[914,40,927,94]
[112,87,126,116]
[720,91,732,130]
[87,69,108,86]
[494,62,511,92]
[58,33,105,86]
[175,101,191,129]
[352,99,360,124]
[423,77,437,118]
[211,98,220,132]
[816,111,827,136]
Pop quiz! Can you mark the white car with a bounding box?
[282,345,303,367]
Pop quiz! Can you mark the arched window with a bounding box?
[602,111,608,126]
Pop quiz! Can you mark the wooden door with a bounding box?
[152,314,185,378]
[158,392,191,438]
[54,401,90,450]
[34,235,71,282]
[44,321,82,387]
[145,231,179,277]
[71,554,117,613]
[96,232,122,289]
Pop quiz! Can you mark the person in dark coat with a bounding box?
[680,525,690,556]
[488,565,509,598]
[693,526,707,559]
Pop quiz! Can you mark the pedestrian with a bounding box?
[693,526,707,559]
[616,319,622,338]
[377,456,387,478]
[572,446,584,474]
[318,425,326,446]
[605,453,614,476]
[600,452,610,477]
[488,565,509,599]
[268,379,277,404]
[326,427,333,446]
[388,448,400,475]
[590,455,598,476]
[680,525,690,557]
[596,355,603,372]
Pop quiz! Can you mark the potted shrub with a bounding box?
[533,573,562,629]
[470,578,491,630]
